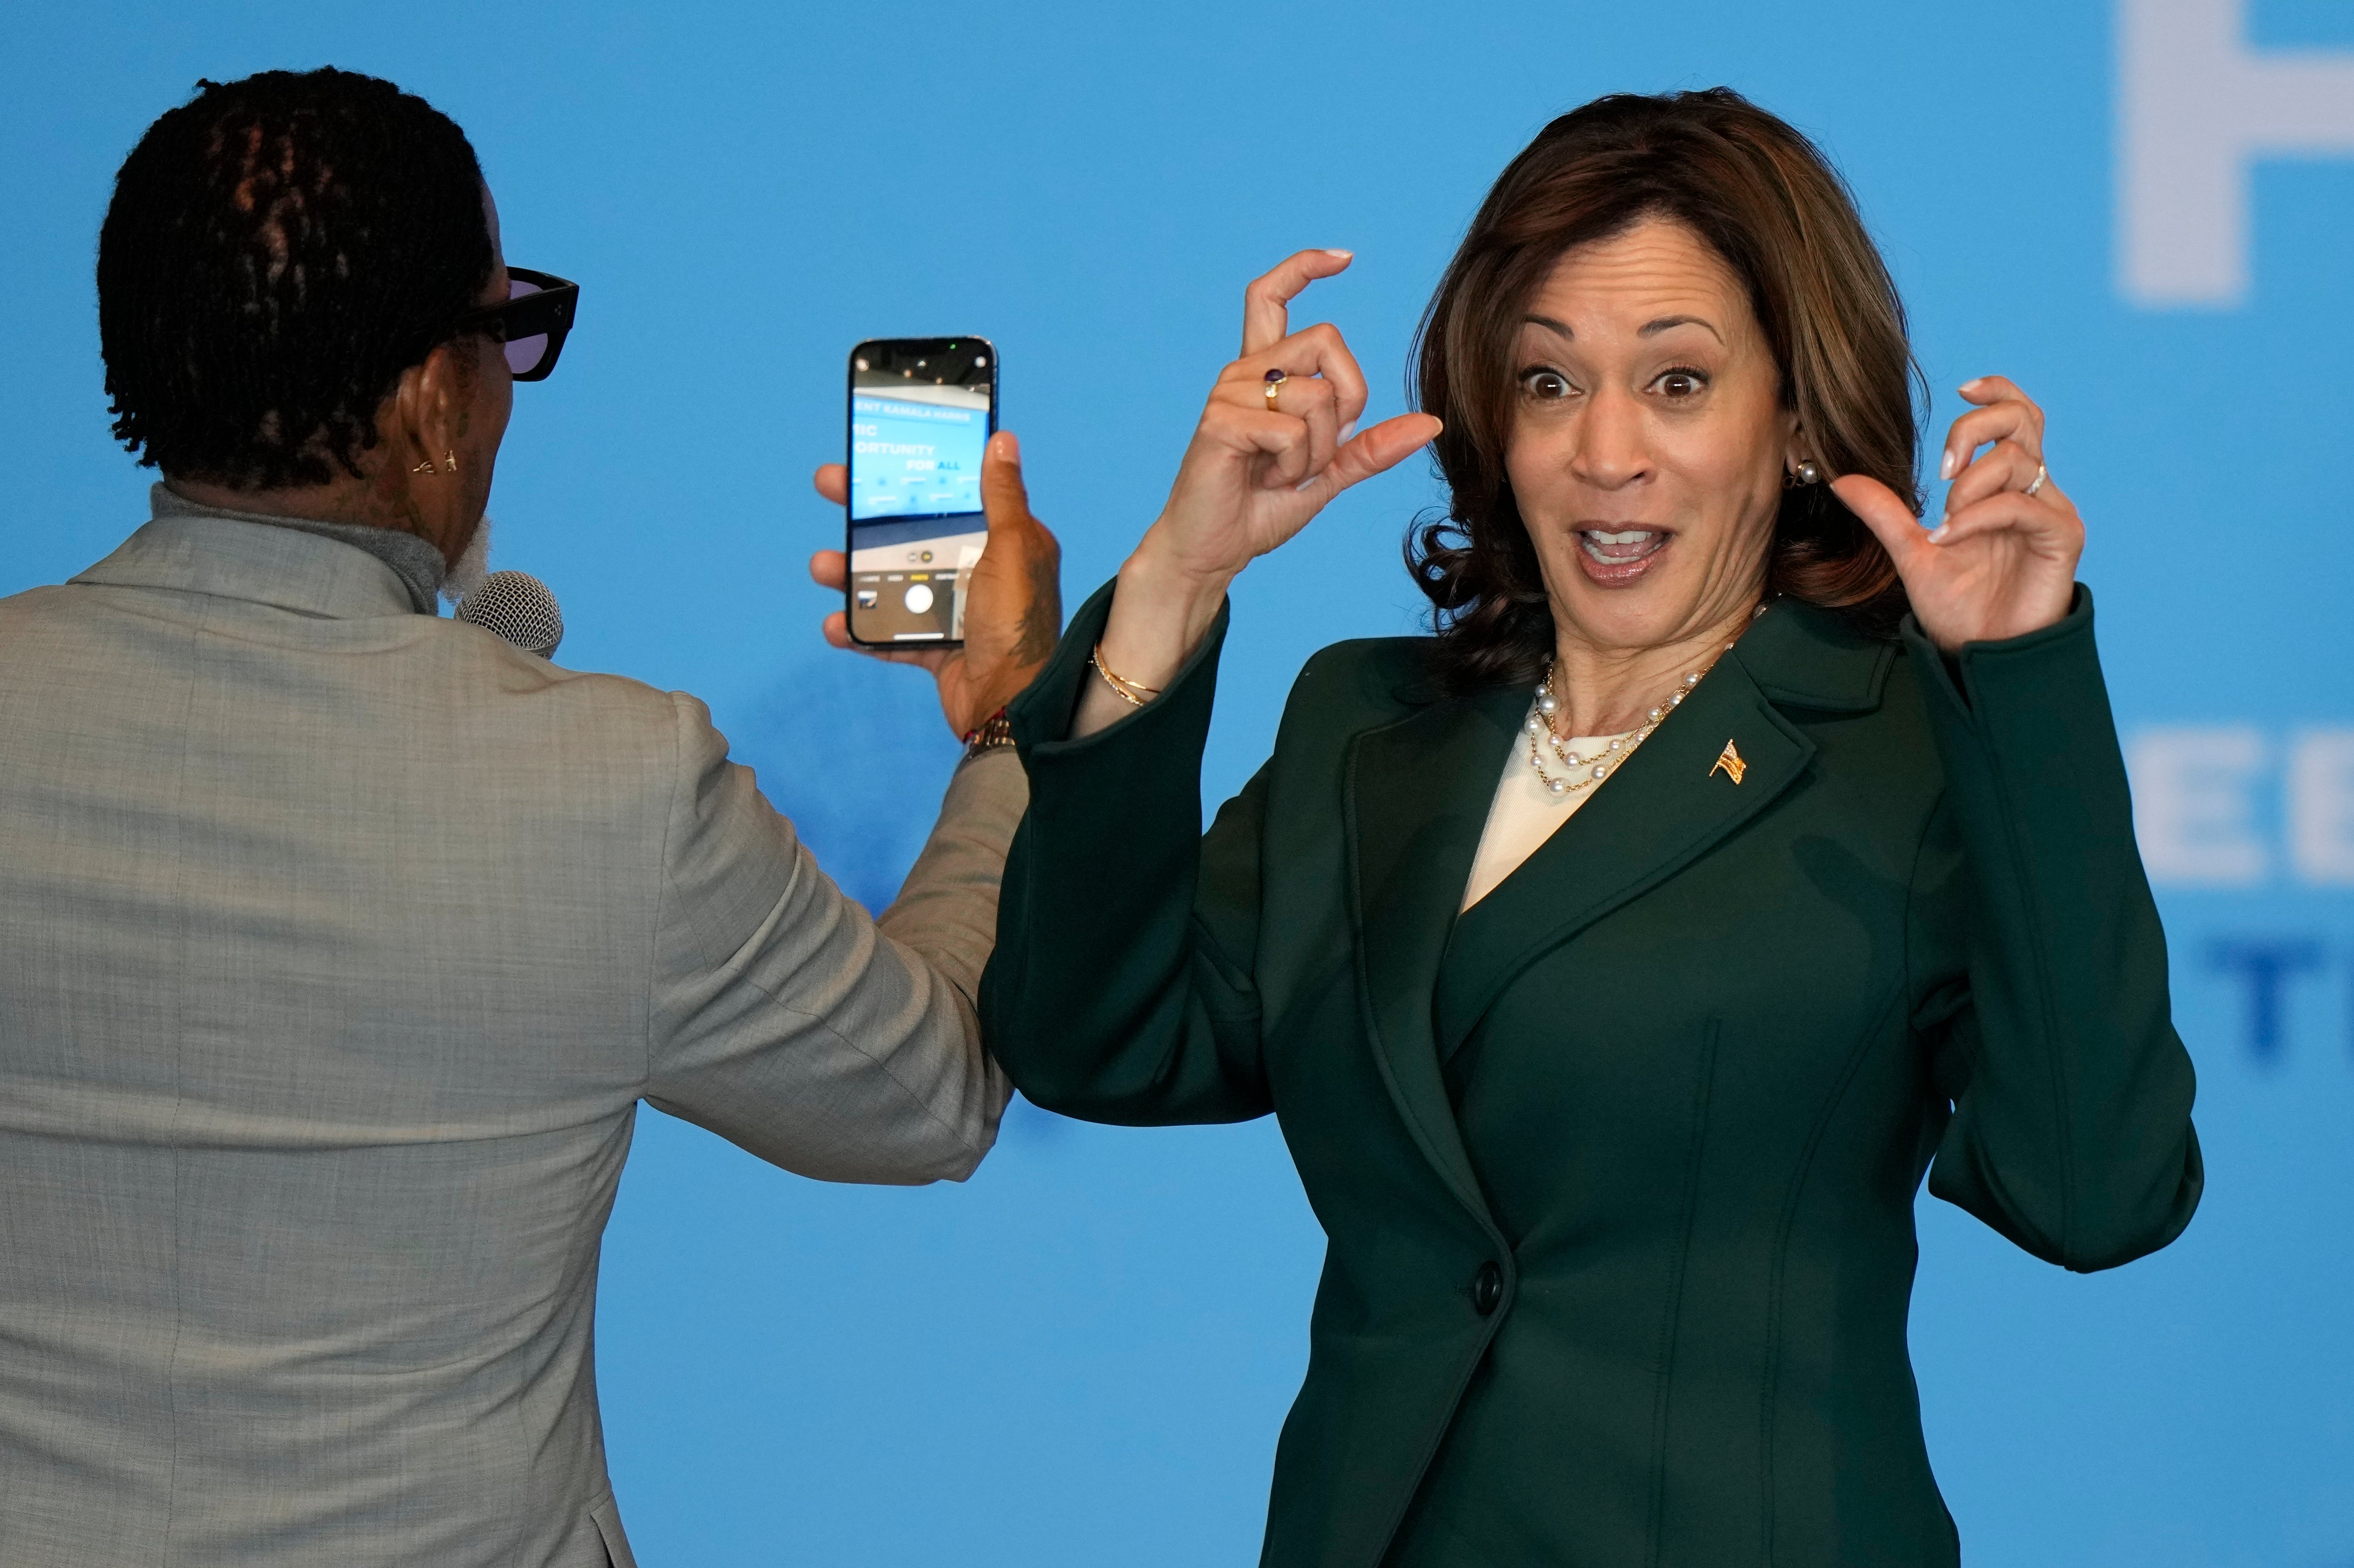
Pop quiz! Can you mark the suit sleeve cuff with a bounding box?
[1901,583,2095,722]
[1006,576,1232,759]
[1902,582,2141,882]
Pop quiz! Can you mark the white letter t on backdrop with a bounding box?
[2119,0,2354,307]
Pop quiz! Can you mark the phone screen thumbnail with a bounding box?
[846,341,993,644]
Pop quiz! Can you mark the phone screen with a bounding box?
[845,337,996,645]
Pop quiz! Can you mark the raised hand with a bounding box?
[808,430,1062,739]
[1832,377,2082,653]
[1077,252,1442,734]
[1138,249,1444,588]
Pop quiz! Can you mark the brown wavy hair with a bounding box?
[1407,88,1924,690]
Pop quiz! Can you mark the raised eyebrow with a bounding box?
[1638,315,1723,343]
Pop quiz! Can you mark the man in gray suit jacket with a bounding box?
[0,70,1059,1566]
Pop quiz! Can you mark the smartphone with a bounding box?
[844,336,997,646]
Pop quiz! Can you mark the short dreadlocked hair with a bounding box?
[98,68,493,490]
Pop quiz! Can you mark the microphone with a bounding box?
[455,571,564,659]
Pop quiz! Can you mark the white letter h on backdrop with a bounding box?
[2120,0,2354,306]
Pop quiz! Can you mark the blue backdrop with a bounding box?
[5,2,2351,1562]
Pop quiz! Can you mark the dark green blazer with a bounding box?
[981,582,2201,1568]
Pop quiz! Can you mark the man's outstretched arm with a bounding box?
[644,432,1058,1183]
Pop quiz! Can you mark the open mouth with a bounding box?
[1575,527,1670,586]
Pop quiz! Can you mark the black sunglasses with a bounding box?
[448,267,579,381]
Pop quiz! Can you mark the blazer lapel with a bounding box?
[1432,648,1817,1054]
[1344,682,1526,1233]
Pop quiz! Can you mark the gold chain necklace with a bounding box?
[1524,610,1761,796]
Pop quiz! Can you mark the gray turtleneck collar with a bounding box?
[149,482,446,615]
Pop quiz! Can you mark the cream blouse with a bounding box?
[1459,701,1637,912]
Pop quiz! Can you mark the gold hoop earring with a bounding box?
[440,451,458,474]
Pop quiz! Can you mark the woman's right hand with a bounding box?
[1142,249,1441,585]
[1082,251,1442,734]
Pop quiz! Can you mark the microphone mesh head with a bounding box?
[455,570,563,659]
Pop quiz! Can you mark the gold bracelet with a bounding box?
[1090,644,1161,707]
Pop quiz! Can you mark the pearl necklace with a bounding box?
[1523,639,1735,797]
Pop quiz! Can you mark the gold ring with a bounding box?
[2024,461,2047,498]
[1263,368,1287,410]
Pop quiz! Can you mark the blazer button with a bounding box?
[1472,1261,1504,1316]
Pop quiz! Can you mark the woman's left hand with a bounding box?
[1831,376,2083,653]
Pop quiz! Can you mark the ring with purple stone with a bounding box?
[1263,368,1288,410]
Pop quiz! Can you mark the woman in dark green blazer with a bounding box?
[981,90,2200,1567]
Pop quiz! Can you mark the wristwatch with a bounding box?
[962,708,1016,758]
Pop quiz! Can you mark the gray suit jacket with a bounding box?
[0,511,1022,1566]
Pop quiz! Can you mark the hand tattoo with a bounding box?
[1013,541,1063,665]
